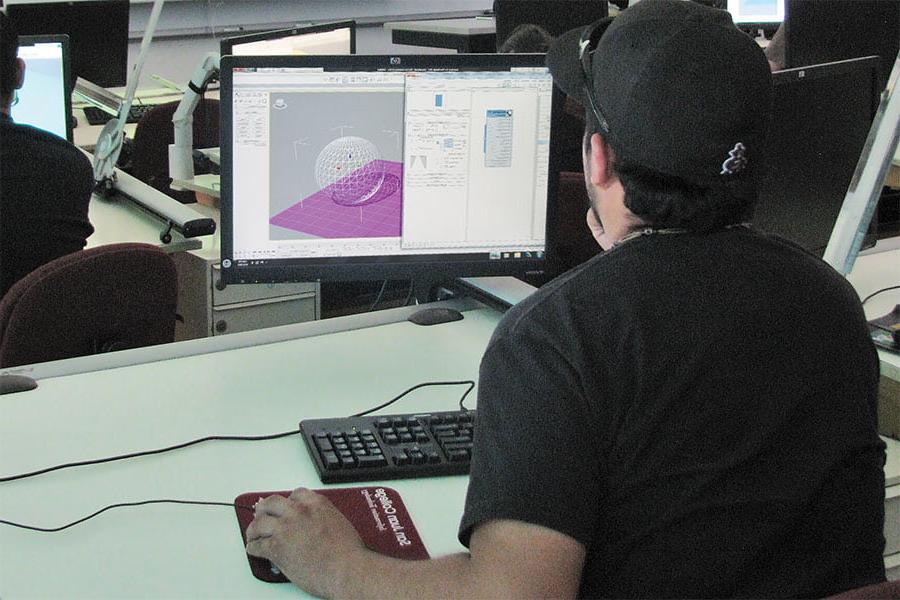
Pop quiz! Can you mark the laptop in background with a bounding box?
[11,34,72,142]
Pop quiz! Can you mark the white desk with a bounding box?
[1,249,899,597]
[0,302,497,599]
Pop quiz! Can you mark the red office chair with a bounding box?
[0,243,178,368]
[129,98,220,204]
[825,579,900,599]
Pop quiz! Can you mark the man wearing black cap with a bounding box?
[245,2,886,597]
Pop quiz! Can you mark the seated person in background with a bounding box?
[498,23,555,53]
[0,12,94,298]
[244,2,885,598]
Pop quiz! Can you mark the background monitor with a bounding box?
[752,56,881,255]
[220,54,560,292]
[7,0,130,88]
[785,0,900,91]
[11,34,72,142]
[725,0,785,27]
[220,21,356,56]
[493,0,608,51]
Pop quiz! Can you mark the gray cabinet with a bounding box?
[173,251,319,340]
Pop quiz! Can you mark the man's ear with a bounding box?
[587,132,613,188]
[14,58,25,90]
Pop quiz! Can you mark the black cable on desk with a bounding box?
[862,284,900,306]
[0,499,255,533]
[0,429,301,483]
[351,380,476,417]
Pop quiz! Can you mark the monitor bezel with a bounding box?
[219,20,357,56]
[756,56,882,254]
[219,53,562,286]
[771,55,881,117]
[16,34,73,143]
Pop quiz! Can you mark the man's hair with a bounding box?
[584,110,757,232]
[498,23,554,54]
[0,11,19,97]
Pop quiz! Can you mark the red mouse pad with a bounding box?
[234,487,430,583]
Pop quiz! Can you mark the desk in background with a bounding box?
[76,100,319,341]
[383,17,497,53]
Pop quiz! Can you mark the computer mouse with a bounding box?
[407,307,464,326]
[0,374,38,395]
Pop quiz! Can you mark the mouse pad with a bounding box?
[234,487,429,583]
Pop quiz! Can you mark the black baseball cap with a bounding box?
[546,0,772,187]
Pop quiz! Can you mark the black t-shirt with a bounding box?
[0,115,94,297]
[459,228,885,598]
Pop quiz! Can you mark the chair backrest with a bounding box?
[825,579,900,599]
[0,243,178,368]
[549,171,601,276]
[129,98,220,203]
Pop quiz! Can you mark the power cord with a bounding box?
[0,429,301,483]
[0,499,255,533]
[351,380,476,417]
[862,285,900,306]
[368,280,389,312]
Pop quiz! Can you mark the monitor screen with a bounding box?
[221,21,355,57]
[11,34,72,141]
[220,54,559,287]
[725,0,784,26]
[7,0,130,88]
[752,57,880,255]
[785,0,899,91]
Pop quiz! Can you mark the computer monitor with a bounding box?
[725,0,784,30]
[7,0,130,88]
[11,34,72,142]
[220,21,356,57]
[785,0,900,91]
[493,0,608,50]
[752,57,881,255]
[220,54,560,293]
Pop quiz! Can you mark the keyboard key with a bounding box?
[321,451,341,470]
[357,455,388,468]
[447,449,470,462]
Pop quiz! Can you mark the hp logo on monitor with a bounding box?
[390,57,402,65]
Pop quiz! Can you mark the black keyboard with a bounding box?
[300,409,476,483]
[82,104,154,126]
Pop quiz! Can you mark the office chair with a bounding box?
[825,578,900,599]
[549,171,603,276]
[0,243,178,368]
[129,98,220,204]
